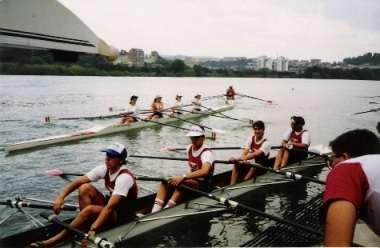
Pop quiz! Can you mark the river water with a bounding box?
[0,75,379,244]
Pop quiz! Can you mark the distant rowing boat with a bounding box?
[5,104,233,153]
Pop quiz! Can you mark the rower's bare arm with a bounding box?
[244,149,263,161]
[324,200,357,246]
[53,176,91,214]
[90,194,122,232]
[185,163,212,179]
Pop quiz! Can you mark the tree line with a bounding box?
[1,48,380,80]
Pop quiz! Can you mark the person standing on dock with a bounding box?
[147,95,164,120]
[226,85,236,100]
[151,125,214,213]
[120,95,139,124]
[273,116,310,170]
[192,94,202,112]
[322,129,380,246]
[229,120,271,185]
[30,143,137,248]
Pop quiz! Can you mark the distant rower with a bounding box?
[192,94,202,112]
[147,95,164,120]
[226,86,236,100]
[172,94,183,114]
[120,95,139,125]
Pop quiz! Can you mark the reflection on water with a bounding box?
[0,75,378,241]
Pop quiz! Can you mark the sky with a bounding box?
[58,0,380,62]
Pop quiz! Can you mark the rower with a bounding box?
[229,120,271,185]
[30,143,137,248]
[147,95,164,120]
[151,125,214,213]
[120,95,139,125]
[226,85,236,100]
[172,94,183,115]
[192,94,202,112]
[273,116,311,170]
[322,129,380,246]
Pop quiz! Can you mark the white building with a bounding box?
[257,56,273,70]
[273,56,289,72]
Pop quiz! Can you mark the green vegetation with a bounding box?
[343,52,380,65]
[1,48,380,80]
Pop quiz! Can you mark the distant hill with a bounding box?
[343,52,380,65]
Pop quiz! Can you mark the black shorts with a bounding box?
[288,150,308,164]
[105,195,136,223]
[153,112,163,118]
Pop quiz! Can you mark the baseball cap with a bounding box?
[186,125,205,137]
[102,143,128,160]
[155,95,162,99]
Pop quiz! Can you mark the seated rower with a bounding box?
[172,94,183,115]
[322,129,380,246]
[192,94,202,112]
[120,95,139,125]
[226,85,236,101]
[151,125,214,213]
[273,116,311,170]
[30,143,137,248]
[147,95,164,120]
[230,120,270,185]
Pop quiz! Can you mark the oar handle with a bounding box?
[0,199,77,211]
[135,176,166,182]
[40,213,114,248]
[130,155,188,162]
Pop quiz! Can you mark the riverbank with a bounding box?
[1,62,380,80]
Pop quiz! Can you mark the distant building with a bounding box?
[128,48,144,67]
[310,59,321,65]
[257,56,273,70]
[273,56,289,72]
[145,50,161,64]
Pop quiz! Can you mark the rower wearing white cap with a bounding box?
[147,95,164,120]
[30,143,138,247]
[192,93,202,112]
[172,94,183,115]
[151,125,215,213]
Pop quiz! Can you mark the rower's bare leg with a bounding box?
[37,205,107,247]
[151,182,169,213]
[244,167,256,181]
[78,183,106,210]
[230,163,240,185]
[279,150,290,169]
[165,180,198,208]
[273,149,284,170]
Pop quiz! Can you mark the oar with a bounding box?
[133,115,217,139]
[271,144,331,158]
[40,212,114,248]
[129,155,326,184]
[136,176,322,236]
[46,169,83,177]
[197,103,242,122]
[0,199,77,211]
[161,112,225,134]
[352,107,380,115]
[236,93,274,104]
[160,146,244,152]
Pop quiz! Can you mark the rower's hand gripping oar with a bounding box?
[40,212,114,248]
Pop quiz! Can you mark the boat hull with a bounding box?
[5,104,233,153]
[0,156,327,247]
